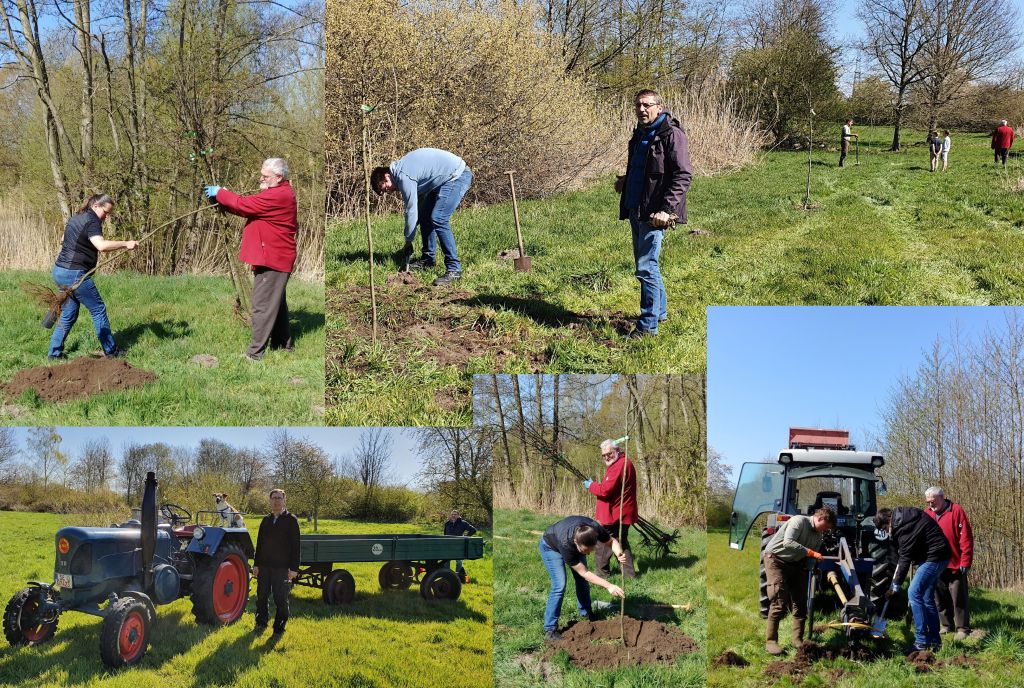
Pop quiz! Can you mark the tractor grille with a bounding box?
[70,543,93,575]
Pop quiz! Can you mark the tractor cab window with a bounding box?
[794,476,875,518]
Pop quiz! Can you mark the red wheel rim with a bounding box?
[21,597,48,642]
[212,554,247,622]
[118,611,145,662]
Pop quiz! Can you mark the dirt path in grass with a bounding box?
[545,617,698,669]
[4,357,157,402]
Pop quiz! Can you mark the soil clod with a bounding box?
[712,650,749,667]
[544,617,698,669]
[4,358,157,403]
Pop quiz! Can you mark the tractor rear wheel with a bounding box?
[191,542,250,625]
[324,569,355,605]
[378,561,414,591]
[420,568,462,601]
[100,597,150,668]
[3,587,58,646]
[868,531,907,618]
[758,529,771,618]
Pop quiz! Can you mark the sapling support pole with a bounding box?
[361,104,378,344]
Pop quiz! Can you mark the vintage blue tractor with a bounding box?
[2,472,253,667]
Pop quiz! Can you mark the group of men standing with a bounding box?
[763,487,975,656]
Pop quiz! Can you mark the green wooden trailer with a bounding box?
[293,534,485,604]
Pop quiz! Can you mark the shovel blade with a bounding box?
[513,256,532,272]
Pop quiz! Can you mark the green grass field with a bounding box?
[0,271,324,425]
[325,127,1024,425]
[492,509,706,688]
[0,511,492,688]
[707,528,1024,687]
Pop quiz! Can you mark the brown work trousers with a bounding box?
[935,567,971,632]
[765,553,809,624]
[596,522,634,578]
[248,266,293,359]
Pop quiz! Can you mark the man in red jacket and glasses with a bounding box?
[206,157,298,361]
[584,439,638,579]
[925,486,974,641]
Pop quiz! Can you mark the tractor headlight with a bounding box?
[194,526,205,540]
[779,453,792,465]
[58,537,70,554]
[871,455,884,467]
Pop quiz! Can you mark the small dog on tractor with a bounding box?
[3,472,254,668]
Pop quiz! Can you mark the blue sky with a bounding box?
[7,427,426,487]
[707,307,1022,477]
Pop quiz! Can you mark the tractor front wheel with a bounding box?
[420,568,462,601]
[191,542,250,625]
[3,587,58,646]
[99,597,151,668]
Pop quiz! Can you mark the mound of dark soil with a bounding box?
[712,650,749,667]
[906,650,978,673]
[763,641,886,681]
[545,617,698,670]
[4,358,157,402]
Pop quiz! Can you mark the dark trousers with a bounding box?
[248,267,292,358]
[839,138,850,166]
[995,147,1009,165]
[255,566,291,632]
[935,568,970,632]
[595,522,633,578]
[765,554,808,624]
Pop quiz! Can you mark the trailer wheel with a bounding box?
[324,569,355,605]
[378,561,414,591]
[758,529,771,619]
[3,587,58,646]
[100,597,150,668]
[420,568,462,601]
[191,542,250,624]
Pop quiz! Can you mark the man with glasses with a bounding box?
[253,488,300,636]
[614,89,692,339]
[583,439,638,579]
[370,148,473,287]
[205,158,297,361]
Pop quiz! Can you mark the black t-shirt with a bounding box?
[542,515,610,567]
[55,209,103,270]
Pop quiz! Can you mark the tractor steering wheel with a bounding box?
[160,503,192,526]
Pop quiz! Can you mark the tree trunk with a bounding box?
[491,374,516,498]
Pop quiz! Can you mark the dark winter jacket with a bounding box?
[254,510,300,570]
[444,517,477,537]
[618,111,693,224]
[890,506,952,587]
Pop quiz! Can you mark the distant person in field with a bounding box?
[942,130,951,171]
[253,488,300,636]
[614,88,692,339]
[48,194,138,360]
[584,439,638,579]
[839,119,858,167]
[539,515,627,641]
[928,131,943,172]
[924,487,975,642]
[205,157,298,361]
[443,509,477,579]
[992,119,1014,166]
[875,506,951,654]
[371,148,473,287]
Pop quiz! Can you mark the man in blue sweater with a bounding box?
[371,148,473,286]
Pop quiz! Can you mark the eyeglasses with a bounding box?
[635,102,660,109]
[601,452,616,458]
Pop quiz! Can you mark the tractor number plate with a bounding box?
[56,573,72,589]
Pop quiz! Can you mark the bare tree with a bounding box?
[26,426,65,488]
[73,437,114,492]
[343,428,394,513]
[417,427,494,524]
[291,441,333,531]
[0,428,18,482]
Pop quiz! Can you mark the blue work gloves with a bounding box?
[203,185,222,200]
[583,479,593,489]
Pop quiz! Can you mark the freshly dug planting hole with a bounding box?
[763,641,889,681]
[546,617,698,669]
[4,358,157,403]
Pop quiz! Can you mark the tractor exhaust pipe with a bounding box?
[141,472,157,590]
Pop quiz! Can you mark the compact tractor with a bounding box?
[729,427,903,640]
[3,472,253,667]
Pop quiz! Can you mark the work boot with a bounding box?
[621,550,637,579]
[544,630,562,641]
[765,617,783,655]
[792,618,806,647]
[432,270,462,286]
[954,630,969,642]
[407,258,435,271]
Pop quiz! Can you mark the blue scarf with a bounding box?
[624,112,668,211]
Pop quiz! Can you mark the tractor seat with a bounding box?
[808,491,849,516]
[172,524,197,538]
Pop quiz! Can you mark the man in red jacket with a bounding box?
[925,486,974,641]
[584,439,638,578]
[205,158,298,361]
[992,120,1015,166]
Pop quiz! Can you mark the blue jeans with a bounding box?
[539,538,592,632]
[908,559,949,647]
[629,211,667,332]
[446,559,464,572]
[48,265,117,357]
[419,169,472,272]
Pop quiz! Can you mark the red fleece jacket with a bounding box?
[587,455,638,526]
[215,181,297,272]
[926,500,974,569]
[992,125,1015,150]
